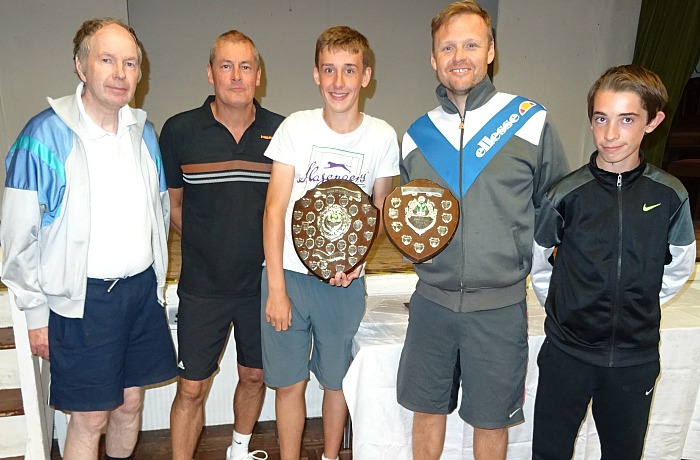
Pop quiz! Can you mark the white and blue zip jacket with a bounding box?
[0,89,170,330]
[400,77,569,312]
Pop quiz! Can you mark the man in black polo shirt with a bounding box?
[161,30,283,460]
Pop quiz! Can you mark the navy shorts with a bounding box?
[260,268,366,390]
[176,289,263,380]
[48,268,177,411]
[397,292,528,429]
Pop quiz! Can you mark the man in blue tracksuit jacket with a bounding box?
[1,18,176,460]
[396,1,569,458]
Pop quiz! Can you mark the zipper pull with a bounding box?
[459,116,465,130]
[617,173,622,188]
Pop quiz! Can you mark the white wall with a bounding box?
[0,0,641,207]
[0,0,129,206]
[127,0,470,135]
[494,0,642,169]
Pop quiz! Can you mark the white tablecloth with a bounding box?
[344,278,700,460]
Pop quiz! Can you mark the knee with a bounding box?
[474,426,508,443]
[118,389,144,418]
[238,367,265,388]
[71,411,110,434]
[276,381,306,399]
[414,412,447,430]
[175,378,209,406]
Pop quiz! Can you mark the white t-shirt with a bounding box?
[264,109,399,274]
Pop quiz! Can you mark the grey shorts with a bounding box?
[397,291,528,429]
[260,268,366,390]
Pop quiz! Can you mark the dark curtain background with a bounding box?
[632,0,700,168]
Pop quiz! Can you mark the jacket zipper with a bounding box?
[609,173,623,366]
[459,114,466,304]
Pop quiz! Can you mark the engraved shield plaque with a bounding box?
[383,179,459,263]
[292,179,379,280]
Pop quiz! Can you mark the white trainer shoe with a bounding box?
[225,445,268,460]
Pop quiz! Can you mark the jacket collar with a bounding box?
[588,150,646,188]
[435,76,497,115]
[74,83,136,139]
[47,84,147,137]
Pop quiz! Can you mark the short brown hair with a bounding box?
[431,1,494,51]
[73,18,142,66]
[209,30,260,68]
[315,26,371,70]
[587,65,668,123]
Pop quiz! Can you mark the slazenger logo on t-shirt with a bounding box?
[475,101,538,158]
[298,145,368,186]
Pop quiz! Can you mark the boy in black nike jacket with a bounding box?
[530,65,696,459]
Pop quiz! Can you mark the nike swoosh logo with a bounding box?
[509,408,521,418]
[645,387,654,396]
[643,203,661,212]
[234,440,242,445]
[178,361,185,370]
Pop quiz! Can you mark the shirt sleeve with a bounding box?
[531,194,564,307]
[264,116,298,167]
[376,124,400,179]
[533,116,569,217]
[660,195,696,304]
[160,117,185,189]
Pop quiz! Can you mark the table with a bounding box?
[344,275,700,459]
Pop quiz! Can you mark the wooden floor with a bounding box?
[51,418,352,460]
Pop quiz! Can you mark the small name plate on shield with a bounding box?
[383,179,459,263]
[292,179,379,280]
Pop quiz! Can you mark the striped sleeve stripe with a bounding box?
[183,175,271,185]
[183,170,270,180]
[9,135,66,183]
[181,160,272,174]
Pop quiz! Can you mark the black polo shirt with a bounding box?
[161,96,284,297]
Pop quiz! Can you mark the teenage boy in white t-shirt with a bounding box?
[262,25,399,460]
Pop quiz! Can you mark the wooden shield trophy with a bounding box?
[383,179,459,263]
[292,179,379,280]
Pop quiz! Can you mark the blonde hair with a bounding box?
[315,26,371,69]
[432,0,494,51]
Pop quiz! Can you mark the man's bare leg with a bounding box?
[63,410,109,460]
[170,376,213,460]
[412,412,447,460]
[321,387,347,459]
[275,380,307,460]
[227,364,266,457]
[104,387,145,457]
[233,364,266,434]
[474,427,508,460]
